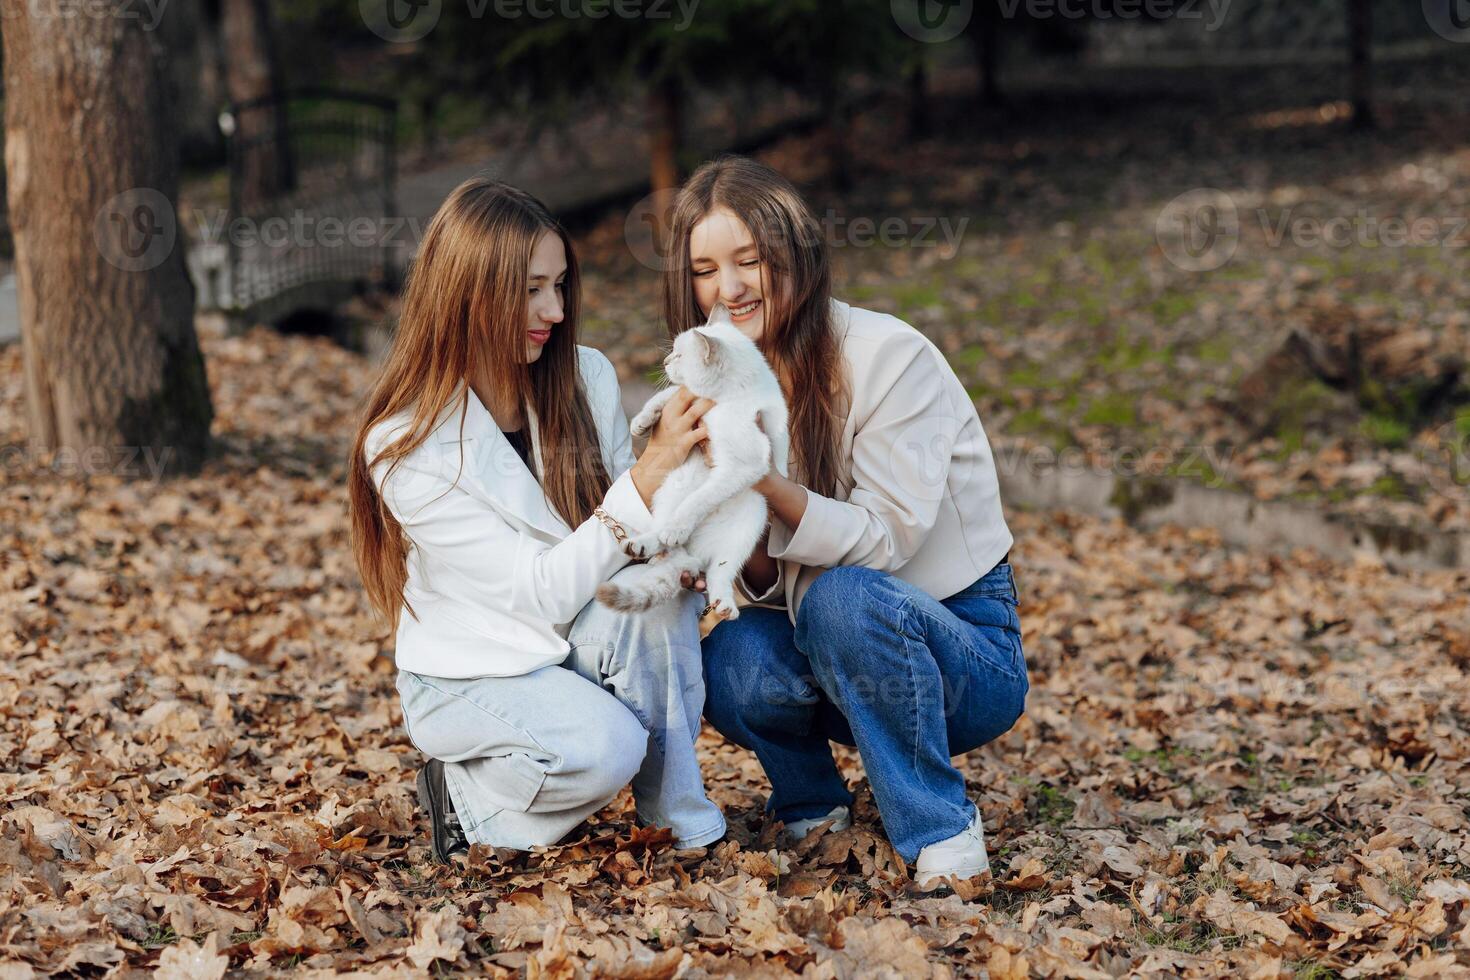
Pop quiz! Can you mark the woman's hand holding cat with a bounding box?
[630,386,714,508]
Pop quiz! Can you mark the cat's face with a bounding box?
[664,306,740,391]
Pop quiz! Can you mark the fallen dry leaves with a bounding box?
[2,323,1469,977]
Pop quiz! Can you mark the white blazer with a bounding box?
[737,300,1014,621]
[365,347,652,678]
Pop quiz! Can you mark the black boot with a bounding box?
[415,758,469,864]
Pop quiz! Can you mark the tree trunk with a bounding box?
[222,0,293,206]
[1348,0,1374,130]
[3,2,214,475]
[648,78,683,194]
[167,0,227,167]
[967,12,1004,108]
[908,59,931,140]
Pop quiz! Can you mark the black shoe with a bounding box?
[415,759,469,864]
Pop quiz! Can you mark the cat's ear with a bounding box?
[696,331,717,365]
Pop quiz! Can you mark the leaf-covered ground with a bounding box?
[3,324,1469,977]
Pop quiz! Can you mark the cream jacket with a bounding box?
[365,347,652,678]
[738,300,1013,621]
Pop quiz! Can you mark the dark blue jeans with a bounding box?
[701,561,1028,862]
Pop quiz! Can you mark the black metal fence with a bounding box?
[217,88,398,318]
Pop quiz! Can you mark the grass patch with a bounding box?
[1359,412,1413,449]
[1082,391,1139,428]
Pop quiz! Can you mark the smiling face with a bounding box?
[689,206,782,342]
[524,230,567,364]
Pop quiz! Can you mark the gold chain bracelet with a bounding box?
[592,507,641,559]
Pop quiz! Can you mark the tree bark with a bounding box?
[648,77,683,194]
[166,0,227,166]
[1348,0,1374,130]
[908,59,931,140]
[967,10,1004,108]
[3,2,214,476]
[221,0,293,206]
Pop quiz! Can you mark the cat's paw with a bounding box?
[707,596,739,621]
[627,531,665,559]
[657,521,695,550]
[629,408,663,439]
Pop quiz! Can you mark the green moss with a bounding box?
[1149,290,1198,324]
[889,281,943,313]
[1006,362,1066,390]
[1360,412,1413,449]
[1082,391,1138,428]
[951,345,987,369]
[1034,783,1076,828]
[1194,335,1235,365]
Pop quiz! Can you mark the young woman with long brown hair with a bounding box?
[667,156,1029,886]
[348,177,725,861]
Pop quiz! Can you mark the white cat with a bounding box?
[597,305,789,620]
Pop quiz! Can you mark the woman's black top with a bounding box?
[503,427,535,476]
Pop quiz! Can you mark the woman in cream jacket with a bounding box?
[349,177,725,862]
[667,157,1029,886]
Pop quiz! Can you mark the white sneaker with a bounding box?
[914,804,990,886]
[779,805,851,843]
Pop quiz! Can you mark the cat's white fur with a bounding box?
[596,305,789,620]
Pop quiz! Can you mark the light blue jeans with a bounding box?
[395,570,726,850]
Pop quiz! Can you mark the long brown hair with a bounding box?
[661,155,847,497]
[349,177,610,634]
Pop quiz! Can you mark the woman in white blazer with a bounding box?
[349,177,725,861]
[665,157,1029,886]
